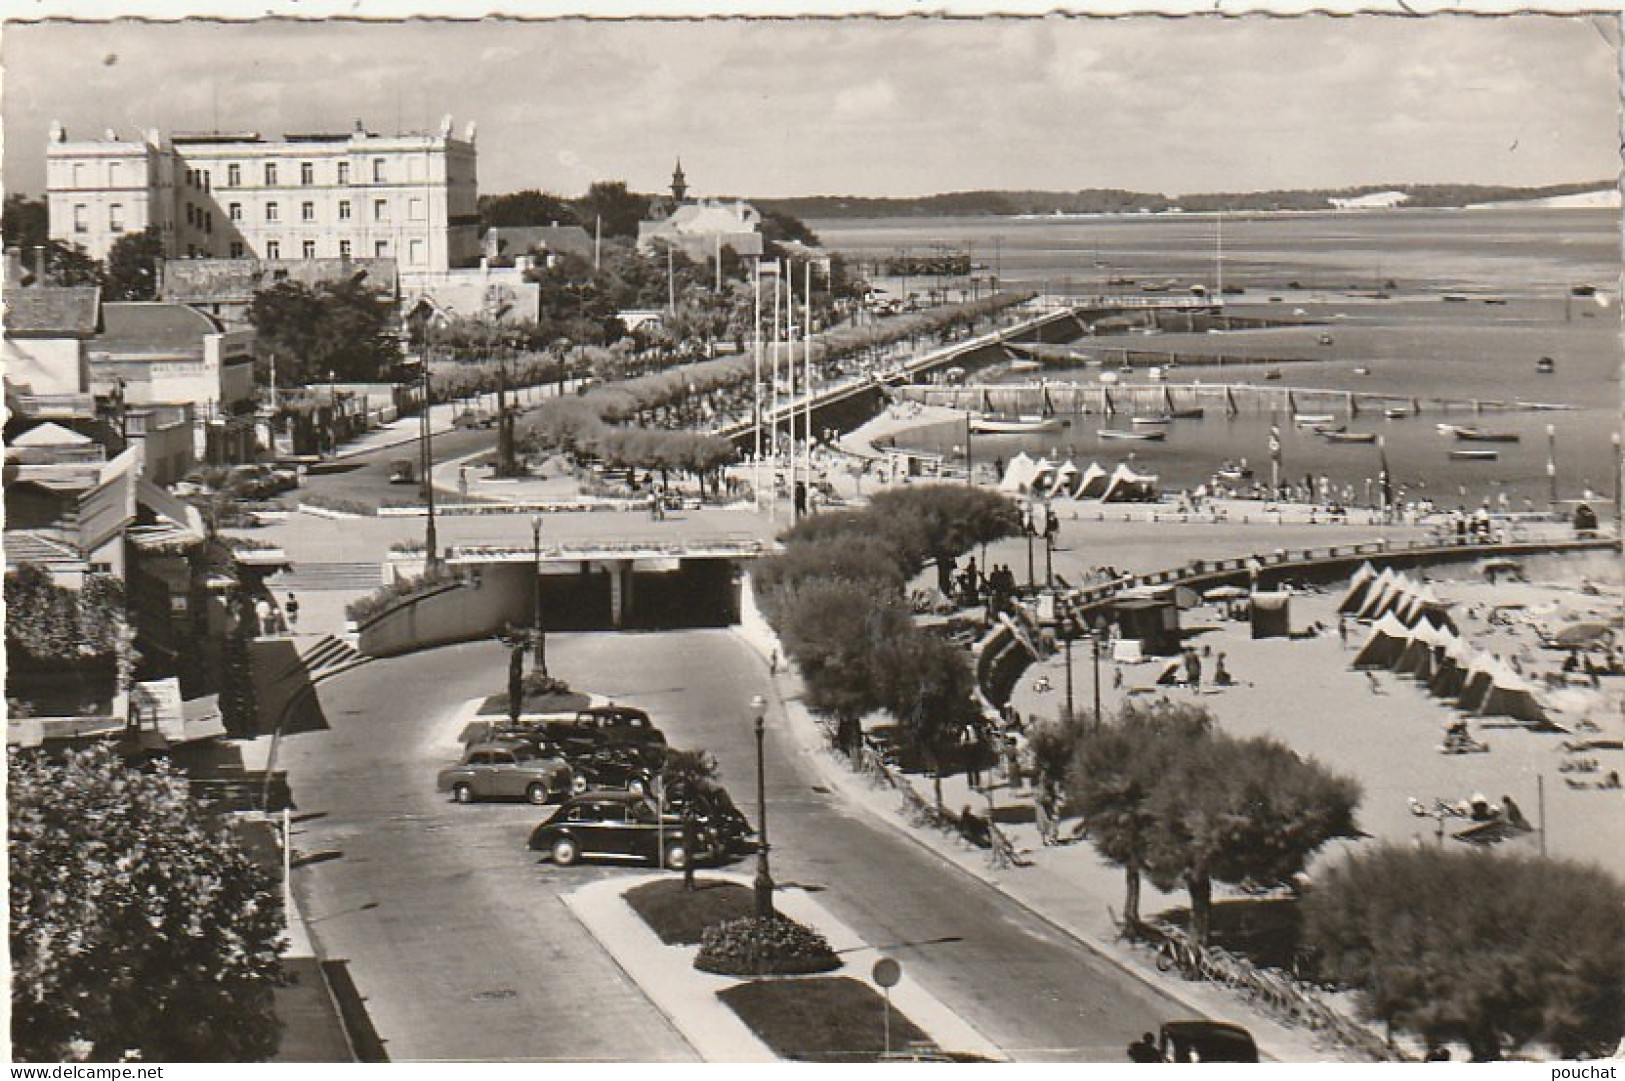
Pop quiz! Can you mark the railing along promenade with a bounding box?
[712,297,1222,444]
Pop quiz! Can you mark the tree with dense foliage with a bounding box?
[39,240,104,288]
[2,193,48,252]
[876,628,981,807]
[751,532,908,606]
[1304,846,1625,1060]
[4,565,127,663]
[248,277,398,385]
[102,226,164,301]
[1064,700,1211,928]
[477,189,580,231]
[1143,729,1361,945]
[866,484,1023,592]
[9,744,285,1061]
[775,579,912,755]
[577,180,651,240]
[219,592,258,737]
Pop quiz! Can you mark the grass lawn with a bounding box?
[719,977,941,1062]
[476,690,592,717]
[624,878,757,945]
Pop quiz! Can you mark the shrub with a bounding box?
[345,568,460,625]
[694,913,841,977]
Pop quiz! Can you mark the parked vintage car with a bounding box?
[527,793,703,869]
[541,706,668,767]
[437,739,574,805]
[1151,1022,1258,1063]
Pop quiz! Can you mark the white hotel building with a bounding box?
[45,119,481,287]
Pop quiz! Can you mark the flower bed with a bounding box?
[694,913,841,977]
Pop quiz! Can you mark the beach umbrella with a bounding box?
[1204,585,1250,601]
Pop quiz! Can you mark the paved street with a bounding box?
[280,628,1188,1062]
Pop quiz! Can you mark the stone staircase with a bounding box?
[270,561,385,592]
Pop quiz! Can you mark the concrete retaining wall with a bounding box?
[357,565,531,657]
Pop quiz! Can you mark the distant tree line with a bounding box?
[756,180,1614,219]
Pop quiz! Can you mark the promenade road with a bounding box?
[279,629,1194,1061]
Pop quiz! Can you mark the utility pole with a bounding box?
[419,322,439,570]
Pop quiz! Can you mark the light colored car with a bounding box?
[437,740,574,805]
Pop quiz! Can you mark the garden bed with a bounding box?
[475,690,592,717]
[625,878,758,946]
[718,977,938,1062]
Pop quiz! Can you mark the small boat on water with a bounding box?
[1352,366,1371,375]
[1453,428,1520,443]
[1099,428,1166,442]
[1312,422,1346,435]
[1436,422,1465,435]
[1264,369,1283,381]
[1318,334,1335,346]
[1323,431,1379,445]
[1294,413,1337,427]
[1168,406,1204,420]
[1384,406,1410,419]
[1536,356,1556,375]
[1008,359,1042,374]
[971,414,1065,435]
[1449,449,1500,462]
[1132,415,1173,426]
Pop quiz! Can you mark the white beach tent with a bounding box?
[1047,460,1081,499]
[1456,652,1502,713]
[1394,583,1443,628]
[1075,462,1111,500]
[1100,462,1160,503]
[1394,619,1449,679]
[1358,570,1411,621]
[999,452,1037,494]
[1352,568,1396,620]
[1336,562,1379,615]
[1473,662,1548,725]
[1428,637,1473,699]
[1371,573,1420,622]
[1352,612,1413,669]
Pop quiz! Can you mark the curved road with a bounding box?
[281,629,1186,1062]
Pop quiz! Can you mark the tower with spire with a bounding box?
[670,158,689,205]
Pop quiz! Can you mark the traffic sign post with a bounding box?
[872,956,902,1059]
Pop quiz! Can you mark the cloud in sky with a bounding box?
[2,15,1616,198]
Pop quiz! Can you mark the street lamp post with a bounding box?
[1091,617,1104,729]
[1064,627,1075,719]
[1024,504,1036,591]
[530,515,547,675]
[1547,423,1558,506]
[750,693,774,918]
[419,332,439,571]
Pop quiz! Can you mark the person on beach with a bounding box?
[1035,782,1057,846]
[285,592,300,628]
[1214,653,1233,687]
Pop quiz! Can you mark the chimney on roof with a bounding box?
[354,118,366,134]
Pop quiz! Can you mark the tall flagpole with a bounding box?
[770,260,780,522]
[753,259,763,512]
[805,259,814,502]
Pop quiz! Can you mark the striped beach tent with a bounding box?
[1353,568,1396,620]
[1352,613,1412,669]
[1394,619,1448,679]
[1337,562,1379,614]
[1428,637,1472,699]
[1028,458,1058,494]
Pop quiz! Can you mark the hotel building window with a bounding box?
[229,202,242,222]
[374,240,389,258]
[301,201,315,222]
[109,205,124,233]
[337,161,350,185]
[374,199,389,222]
[409,238,425,265]
[408,197,425,221]
[339,239,351,258]
[73,204,87,232]
[266,239,281,259]
[204,212,213,234]
[230,241,245,258]
[372,159,387,183]
[109,161,122,186]
[72,163,86,187]
[300,161,314,186]
[338,200,352,220]
[200,170,211,192]
[302,240,317,259]
[227,163,241,186]
[265,202,279,222]
[264,162,278,186]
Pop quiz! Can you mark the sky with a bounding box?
[2,15,1618,199]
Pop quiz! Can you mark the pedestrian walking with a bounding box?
[793,480,808,518]
[962,722,983,789]
[458,465,469,499]
[284,592,300,628]
[1338,615,1349,647]
[680,804,699,891]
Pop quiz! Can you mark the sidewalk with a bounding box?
[729,619,1364,1064]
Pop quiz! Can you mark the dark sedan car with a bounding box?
[542,706,668,767]
[529,793,700,869]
